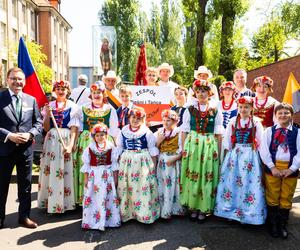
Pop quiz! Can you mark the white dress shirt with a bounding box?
[260,123,300,172]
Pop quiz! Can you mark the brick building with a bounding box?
[0,0,71,84]
[247,55,300,123]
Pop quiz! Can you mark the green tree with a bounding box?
[160,0,187,85]
[182,0,209,69]
[249,17,286,69]
[281,2,300,38]
[213,0,249,79]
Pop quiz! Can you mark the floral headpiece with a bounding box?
[219,81,237,98]
[90,81,106,92]
[128,107,146,118]
[52,80,70,91]
[251,76,273,91]
[161,109,178,121]
[91,123,108,137]
[192,79,213,97]
[236,96,253,105]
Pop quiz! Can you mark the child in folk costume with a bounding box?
[155,110,185,219]
[116,85,135,130]
[180,80,223,222]
[251,76,279,128]
[214,96,266,225]
[38,81,79,213]
[81,123,120,230]
[171,86,188,127]
[260,103,300,239]
[74,81,119,204]
[218,81,238,129]
[117,107,160,224]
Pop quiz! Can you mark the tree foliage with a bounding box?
[8,40,53,93]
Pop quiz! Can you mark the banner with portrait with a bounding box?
[130,86,172,122]
[92,26,117,76]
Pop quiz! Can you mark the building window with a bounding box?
[22,4,26,23]
[54,45,57,63]
[0,22,7,47]
[0,0,7,10]
[12,0,17,17]
[59,48,62,64]
[12,28,17,43]
[1,59,7,88]
[30,10,35,30]
[53,19,57,36]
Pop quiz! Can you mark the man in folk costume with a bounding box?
[260,103,300,239]
[233,69,254,98]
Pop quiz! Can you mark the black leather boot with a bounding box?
[279,208,290,239]
[267,205,279,238]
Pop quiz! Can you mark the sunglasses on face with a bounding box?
[147,74,156,77]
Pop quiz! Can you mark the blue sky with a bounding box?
[61,0,298,67]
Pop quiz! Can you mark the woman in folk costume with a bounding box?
[193,66,219,102]
[180,79,223,222]
[260,103,300,239]
[74,81,119,204]
[117,107,160,224]
[251,76,279,128]
[38,81,79,213]
[155,109,185,219]
[214,96,266,225]
[81,123,120,231]
[218,81,238,129]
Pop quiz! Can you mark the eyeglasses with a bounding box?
[9,77,24,82]
[147,74,156,77]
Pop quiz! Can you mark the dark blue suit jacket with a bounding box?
[0,89,43,156]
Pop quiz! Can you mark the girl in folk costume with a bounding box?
[38,81,79,213]
[218,81,238,129]
[74,81,119,204]
[117,107,160,224]
[155,110,185,219]
[260,103,300,239]
[171,86,188,127]
[81,123,120,231]
[180,80,223,222]
[214,96,266,225]
[251,76,279,128]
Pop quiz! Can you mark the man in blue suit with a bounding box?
[0,67,43,229]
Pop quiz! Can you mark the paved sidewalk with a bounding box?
[1,182,300,250]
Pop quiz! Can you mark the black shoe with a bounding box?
[279,208,290,239]
[267,205,279,238]
[0,218,4,229]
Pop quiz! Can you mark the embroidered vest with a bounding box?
[189,106,216,134]
[82,106,111,131]
[50,108,71,129]
[89,147,112,166]
[223,109,238,129]
[159,133,179,153]
[253,103,275,128]
[122,133,148,150]
[266,125,298,177]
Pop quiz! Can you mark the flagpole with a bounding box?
[49,108,67,150]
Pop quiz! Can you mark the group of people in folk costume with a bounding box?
[1,64,298,241]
